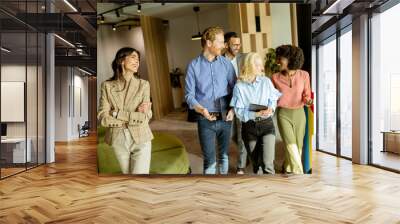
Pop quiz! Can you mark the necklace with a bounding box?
[282,70,296,88]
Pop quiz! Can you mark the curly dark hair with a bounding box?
[275,45,304,70]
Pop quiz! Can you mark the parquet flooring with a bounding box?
[1,134,400,223]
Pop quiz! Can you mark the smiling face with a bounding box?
[277,56,289,72]
[226,37,241,56]
[253,57,264,74]
[122,51,140,73]
[207,33,225,56]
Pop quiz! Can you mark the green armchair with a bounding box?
[97,127,190,174]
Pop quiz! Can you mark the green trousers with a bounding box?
[277,107,306,174]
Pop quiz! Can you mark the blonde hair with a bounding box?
[239,52,265,82]
[201,26,224,48]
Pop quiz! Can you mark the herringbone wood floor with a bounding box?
[1,134,400,223]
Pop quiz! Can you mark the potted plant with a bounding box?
[170,68,183,88]
[264,48,280,77]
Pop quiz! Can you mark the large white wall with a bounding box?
[55,67,89,141]
[270,4,293,48]
[166,6,229,72]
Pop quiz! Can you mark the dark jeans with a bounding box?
[242,117,276,174]
[197,117,232,174]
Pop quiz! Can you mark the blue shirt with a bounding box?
[185,54,236,112]
[230,76,282,122]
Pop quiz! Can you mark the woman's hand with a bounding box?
[303,94,313,106]
[303,96,313,106]
[109,109,118,118]
[256,108,273,117]
[137,102,152,113]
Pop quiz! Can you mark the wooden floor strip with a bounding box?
[0,134,400,223]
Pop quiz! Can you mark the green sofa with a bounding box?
[97,127,190,174]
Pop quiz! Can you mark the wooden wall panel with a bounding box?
[241,33,251,53]
[240,4,249,33]
[227,4,242,35]
[141,16,173,120]
[245,4,256,34]
[88,77,97,132]
[228,3,273,57]
[290,3,299,46]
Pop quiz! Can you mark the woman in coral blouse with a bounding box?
[271,45,312,174]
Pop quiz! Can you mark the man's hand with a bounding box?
[195,105,216,121]
[256,108,273,117]
[226,109,234,121]
[201,108,217,121]
[137,102,152,113]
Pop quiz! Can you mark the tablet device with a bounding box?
[249,104,269,112]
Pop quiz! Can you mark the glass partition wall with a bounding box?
[370,2,400,172]
[0,0,46,179]
[316,26,353,159]
[317,35,337,155]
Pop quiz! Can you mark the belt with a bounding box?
[209,112,222,116]
[208,112,222,120]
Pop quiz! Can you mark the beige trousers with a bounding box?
[112,129,152,174]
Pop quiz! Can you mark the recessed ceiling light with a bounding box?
[1,47,11,53]
[54,34,75,48]
[63,0,78,12]
[77,67,92,76]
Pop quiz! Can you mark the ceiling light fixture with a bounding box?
[1,47,11,53]
[112,25,116,31]
[77,67,92,76]
[128,25,132,30]
[115,10,120,17]
[137,4,142,13]
[63,0,78,12]
[100,15,105,23]
[54,34,75,48]
[322,0,345,15]
[191,6,202,41]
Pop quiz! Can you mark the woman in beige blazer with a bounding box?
[98,47,153,174]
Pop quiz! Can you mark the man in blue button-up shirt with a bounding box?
[185,27,236,174]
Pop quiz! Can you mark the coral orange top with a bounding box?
[271,70,311,109]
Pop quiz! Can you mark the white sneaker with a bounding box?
[236,168,245,175]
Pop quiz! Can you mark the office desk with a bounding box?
[1,138,32,163]
[381,131,400,154]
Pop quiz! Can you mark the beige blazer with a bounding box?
[97,77,154,145]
